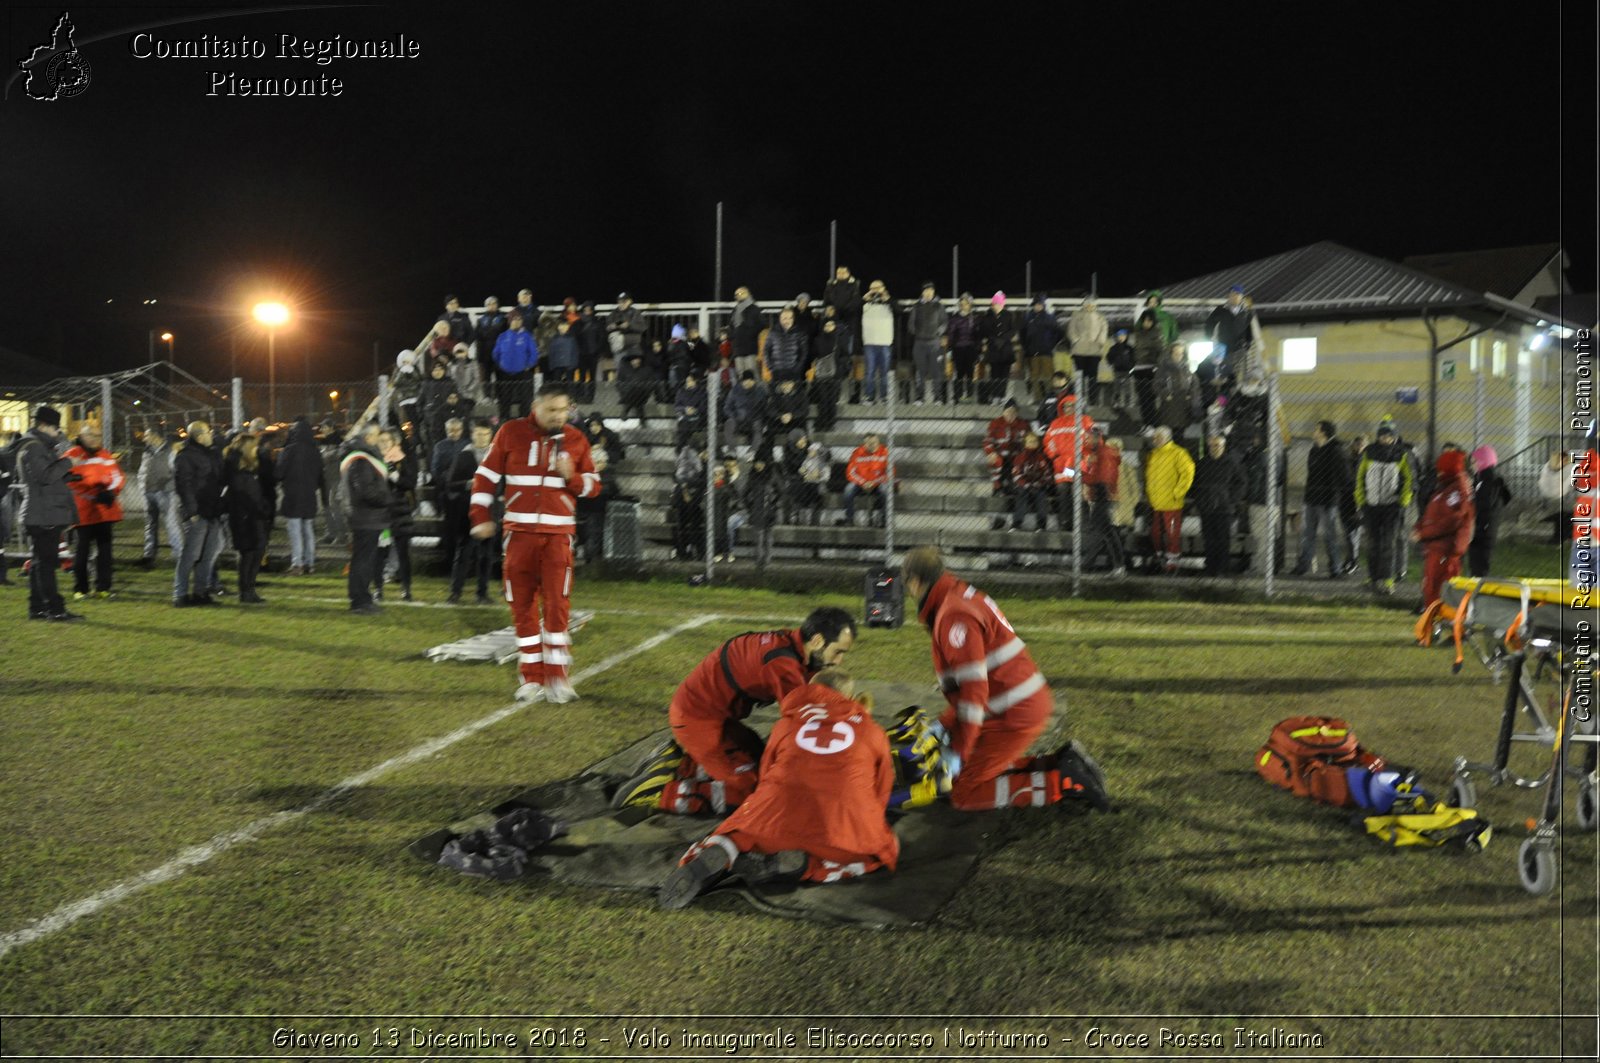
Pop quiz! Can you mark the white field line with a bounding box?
[0,613,721,962]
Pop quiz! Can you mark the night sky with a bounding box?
[2,0,1593,381]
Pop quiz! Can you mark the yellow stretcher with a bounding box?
[1417,576,1598,895]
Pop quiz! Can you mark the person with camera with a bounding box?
[9,406,81,620]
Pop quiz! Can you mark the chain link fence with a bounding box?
[4,306,1570,600]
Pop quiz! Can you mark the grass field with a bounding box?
[0,557,1596,1061]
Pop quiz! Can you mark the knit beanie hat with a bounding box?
[1471,445,1497,470]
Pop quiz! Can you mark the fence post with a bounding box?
[377,374,391,427]
[1474,370,1486,450]
[99,377,113,450]
[1072,371,1085,596]
[705,367,719,581]
[231,377,244,431]
[884,359,897,567]
[1264,376,1282,598]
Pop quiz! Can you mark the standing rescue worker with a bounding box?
[469,385,599,704]
[63,423,124,600]
[898,546,1109,812]
[612,607,857,814]
[659,670,898,909]
[1412,448,1475,608]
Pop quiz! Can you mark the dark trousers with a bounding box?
[979,361,1012,404]
[377,532,412,594]
[1200,511,1233,574]
[810,379,840,432]
[26,525,65,616]
[1467,532,1496,578]
[1083,495,1126,569]
[73,522,114,593]
[1012,487,1051,530]
[497,377,532,420]
[349,528,381,608]
[237,544,262,595]
[451,534,495,596]
[1364,505,1400,583]
[1132,367,1158,425]
[950,348,979,401]
[1054,481,1077,532]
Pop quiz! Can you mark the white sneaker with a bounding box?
[514,682,546,704]
[545,678,579,704]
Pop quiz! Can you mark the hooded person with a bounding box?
[1142,289,1180,346]
[1355,418,1414,595]
[275,419,325,575]
[1413,448,1475,607]
[659,670,899,909]
[1467,445,1513,577]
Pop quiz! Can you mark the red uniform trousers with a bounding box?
[1421,546,1461,607]
[504,532,574,686]
[664,701,764,813]
[939,692,1063,810]
[1151,509,1183,563]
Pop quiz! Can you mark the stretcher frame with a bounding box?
[1423,577,1598,895]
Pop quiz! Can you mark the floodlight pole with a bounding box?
[268,331,277,422]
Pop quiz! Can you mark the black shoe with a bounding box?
[350,603,382,616]
[136,557,155,570]
[659,844,733,910]
[1289,567,1310,578]
[402,590,414,602]
[28,610,49,620]
[730,849,808,887]
[172,597,193,608]
[240,592,266,604]
[445,592,462,604]
[475,593,491,605]
[49,610,85,622]
[1054,740,1112,812]
[192,595,219,607]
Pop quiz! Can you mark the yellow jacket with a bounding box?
[1145,441,1195,511]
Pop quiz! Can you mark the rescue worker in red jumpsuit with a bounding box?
[899,545,1109,812]
[1411,448,1475,608]
[612,607,857,814]
[659,669,898,909]
[469,385,600,704]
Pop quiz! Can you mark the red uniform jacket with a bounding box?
[1011,447,1053,491]
[672,628,813,725]
[846,445,889,488]
[1043,403,1096,484]
[469,418,599,534]
[917,572,1052,764]
[1082,437,1120,499]
[714,683,899,870]
[1416,468,1475,554]
[64,443,125,525]
[983,416,1027,475]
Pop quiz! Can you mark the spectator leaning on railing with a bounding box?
[908,281,950,406]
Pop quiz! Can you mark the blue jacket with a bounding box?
[494,330,540,375]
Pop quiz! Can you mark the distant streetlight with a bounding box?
[160,331,174,368]
[252,301,292,420]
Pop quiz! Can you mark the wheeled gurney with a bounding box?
[1417,576,1598,895]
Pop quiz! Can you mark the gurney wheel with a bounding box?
[1447,776,1476,810]
[1577,780,1598,832]
[1517,837,1556,896]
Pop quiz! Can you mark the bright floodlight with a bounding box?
[1529,333,1549,350]
[253,301,290,327]
[160,332,173,341]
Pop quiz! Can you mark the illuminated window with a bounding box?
[1468,337,1480,373]
[1280,337,1317,373]
[1492,340,1507,378]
